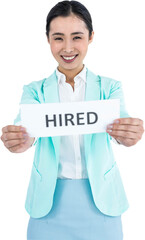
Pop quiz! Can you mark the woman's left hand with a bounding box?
[106,118,144,147]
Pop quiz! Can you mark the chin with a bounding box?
[60,62,82,70]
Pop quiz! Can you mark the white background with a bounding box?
[0,0,145,239]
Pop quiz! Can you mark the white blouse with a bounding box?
[56,66,88,179]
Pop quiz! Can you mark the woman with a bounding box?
[1,1,144,240]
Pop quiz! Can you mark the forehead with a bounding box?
[49,14,88,34]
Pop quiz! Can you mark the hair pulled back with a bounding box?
[46,1,93,38]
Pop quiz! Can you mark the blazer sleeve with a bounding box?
[100,76,130,143]
[14,83,40,125]
[108,80,130,118]
[100,75,130,118]
[14,83,41,146]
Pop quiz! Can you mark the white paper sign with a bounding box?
[20,99,120,137]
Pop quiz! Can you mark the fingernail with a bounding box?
[23,133,28,138]
[21,127,26,132]
[114,120,119,124]
[107,124,113,129]
[107,129,112,133]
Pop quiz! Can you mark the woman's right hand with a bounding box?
[1,125,35,153]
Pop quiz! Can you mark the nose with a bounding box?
[63,39,74,53]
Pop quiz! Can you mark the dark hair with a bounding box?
[46,0,93,38]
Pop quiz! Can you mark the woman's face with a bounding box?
[47,14,94,75]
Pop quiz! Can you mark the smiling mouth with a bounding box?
[61,54,78,62]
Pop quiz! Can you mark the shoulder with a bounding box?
[87,68,121,90]
[87,68,120,84]
[20,71,56,103]
[23,71,56,91]
[87,69,122,99]
[100,75,122,96]
[22,71,56,97]
[23,79,45,93]
[100,75,120,85]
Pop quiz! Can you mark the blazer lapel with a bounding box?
[43,71,60,103]
[84,69,101,162]
[43,71,60,161]
[85,69,101,101]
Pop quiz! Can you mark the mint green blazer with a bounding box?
[15,69,130,218]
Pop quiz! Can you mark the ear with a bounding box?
[89,31,94,44]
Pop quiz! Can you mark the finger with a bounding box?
[107,124,142,133]
[2,125,26,134]
[9,143,26,153]
[4,139,27,148]
[113,137,137,147]
[114,118,143,126]
[2,131,28,141]
[108,130,137,139]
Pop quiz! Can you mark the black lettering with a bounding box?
[77,112,85,125]
[58,114,62,126]
[87,112,98,124]
[65,113,75,126]
[45,114,57,127]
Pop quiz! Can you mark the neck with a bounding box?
[58,64,84,83]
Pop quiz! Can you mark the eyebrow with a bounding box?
[52,32,84,36]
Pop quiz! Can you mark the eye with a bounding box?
[73,36,82,40]
[54,37,63,41]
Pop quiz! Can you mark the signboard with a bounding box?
[20,99,120,137]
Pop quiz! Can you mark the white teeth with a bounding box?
[62,55,76,60]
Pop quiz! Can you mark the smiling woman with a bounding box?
[0,1,144,240]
